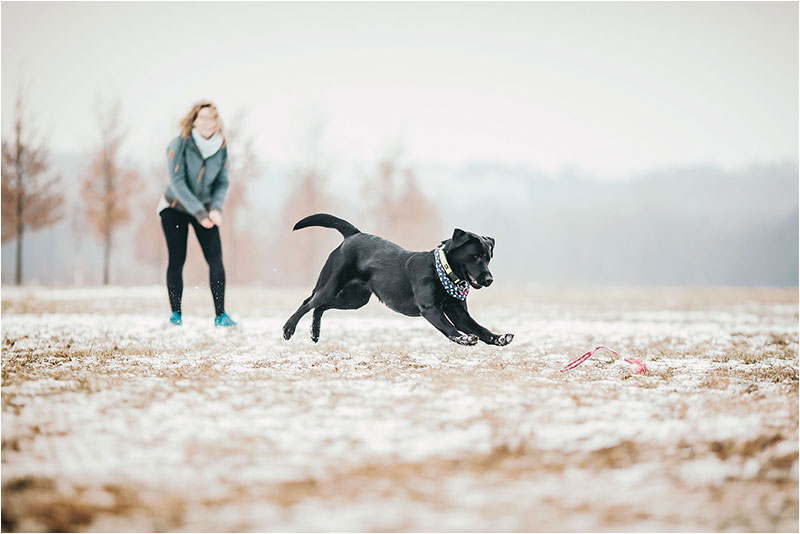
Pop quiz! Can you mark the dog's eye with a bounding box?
[473,254,481,260]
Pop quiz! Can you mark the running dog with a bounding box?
[282,213,514,346]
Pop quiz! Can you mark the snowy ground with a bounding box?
[1,285,798,532]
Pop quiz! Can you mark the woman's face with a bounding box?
[193,107,218,138]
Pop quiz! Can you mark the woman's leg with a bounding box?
[160,209,190,313]
[190,220,226,316]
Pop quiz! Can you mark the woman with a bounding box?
[157,101,236,327]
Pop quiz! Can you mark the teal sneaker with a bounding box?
[214,312,237,327]
[169,311,182,326]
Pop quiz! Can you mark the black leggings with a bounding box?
[160,208,226,316]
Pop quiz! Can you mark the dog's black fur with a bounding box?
[282,214,514,346]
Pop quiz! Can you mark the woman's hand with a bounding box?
[200,217,215,229]
[209,210,223,227]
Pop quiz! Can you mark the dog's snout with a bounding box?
[481,274,493,287]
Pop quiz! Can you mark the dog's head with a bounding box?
[443,229,495,289]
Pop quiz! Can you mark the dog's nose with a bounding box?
[481,275,493,287]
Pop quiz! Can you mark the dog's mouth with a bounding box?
[466,272,481,289]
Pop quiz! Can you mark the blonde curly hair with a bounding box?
[179,100,225,139]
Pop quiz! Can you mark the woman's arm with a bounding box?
[209,147,230,214]
[166,137,209,221]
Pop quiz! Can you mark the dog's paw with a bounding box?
[310,325,320,343]
[282,322,296,340]
[493,333,514,346]
[450,333,479,346]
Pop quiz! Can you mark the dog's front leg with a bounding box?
[418,304,478,346]
[443,300,514,346]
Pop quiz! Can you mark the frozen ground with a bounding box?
[1,285,798,532]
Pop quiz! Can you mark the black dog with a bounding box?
[282,214,514,346]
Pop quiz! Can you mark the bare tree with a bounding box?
[278,164,340,285]
[275,122,341,286]
[365,158,403,238]
[362,154,441,250]
[133,163,169,284]
[81,98,142,285]
[393,168,442,249]
[220,112,261,284]
[1,95,64,285]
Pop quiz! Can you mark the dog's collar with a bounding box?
[435,245,470,300]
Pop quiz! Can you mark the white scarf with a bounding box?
[191,128,224,159]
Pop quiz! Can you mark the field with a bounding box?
[1,285,798,532]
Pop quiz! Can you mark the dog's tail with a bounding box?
[293,213,361,239]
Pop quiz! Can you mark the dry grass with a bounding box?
[1,285,798,532]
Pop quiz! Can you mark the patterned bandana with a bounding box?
[434,245,470,301]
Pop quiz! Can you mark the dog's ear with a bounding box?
[451,228,471,249]
[484,236,495,258]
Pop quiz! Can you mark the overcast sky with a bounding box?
[2,1,797,178]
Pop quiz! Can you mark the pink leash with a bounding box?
[560,345,647,374]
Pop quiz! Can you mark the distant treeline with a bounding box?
[1,156,797,287]
[436,161,799,286]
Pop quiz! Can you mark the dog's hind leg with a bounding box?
[310,281,371,342]
[283,251,349,340]
[283,283,345,340]
[283,294,315,340]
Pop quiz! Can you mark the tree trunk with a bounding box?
[14,149,24,286]
[103,228,111,286]
[103,155,112,286]
[15,190,23,285]
[15,222,23,286]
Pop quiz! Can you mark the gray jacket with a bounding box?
[162,135,230,221]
